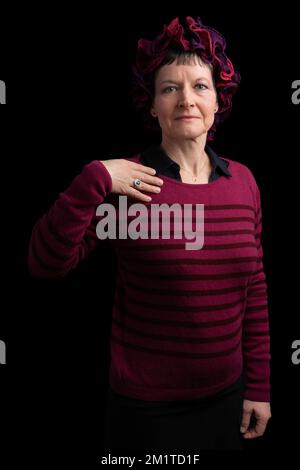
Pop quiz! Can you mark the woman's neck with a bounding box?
[160,138,209,175]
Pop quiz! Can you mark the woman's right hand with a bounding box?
[100,159,164,202]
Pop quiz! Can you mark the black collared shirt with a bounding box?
[140,144,232,182]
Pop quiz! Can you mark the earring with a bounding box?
[151,109,157,117]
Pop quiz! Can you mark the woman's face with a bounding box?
[152,59,218,141]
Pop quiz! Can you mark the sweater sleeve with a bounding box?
[242,180,271,402]
[28,160,112,278]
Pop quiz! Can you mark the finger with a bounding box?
[254,417,267,437]
[242,429,259,439]
[131,179,162,194]
[131,163,157,175]
[134,173,164,187]
[126,187,152,202]
[242,417,267,439]
[240,409,252,434]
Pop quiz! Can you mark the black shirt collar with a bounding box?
[140,144,231,182]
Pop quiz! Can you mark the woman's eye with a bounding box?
[162,86,177,93]
[195,83,208,90]
[162,84,208,93]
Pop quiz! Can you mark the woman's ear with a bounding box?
[151,108,157,118]
[214,103,219,113]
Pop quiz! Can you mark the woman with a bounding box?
[28,16,271,451]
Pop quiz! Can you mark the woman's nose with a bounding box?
[178,92,195,108]
[178,100,195,108]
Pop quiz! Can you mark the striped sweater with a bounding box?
[28,155,271,402]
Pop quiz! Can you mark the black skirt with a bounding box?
[101,374,244,453]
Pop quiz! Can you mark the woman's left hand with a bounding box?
[240,400,271,439]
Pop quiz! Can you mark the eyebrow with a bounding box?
[159,77,210,85]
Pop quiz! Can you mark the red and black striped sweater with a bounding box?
[28,155,271,403]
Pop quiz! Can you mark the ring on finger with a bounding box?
[133,178,142,189]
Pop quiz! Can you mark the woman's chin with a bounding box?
[172,129,207,140]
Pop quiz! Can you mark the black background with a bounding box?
[1,5,299,465]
